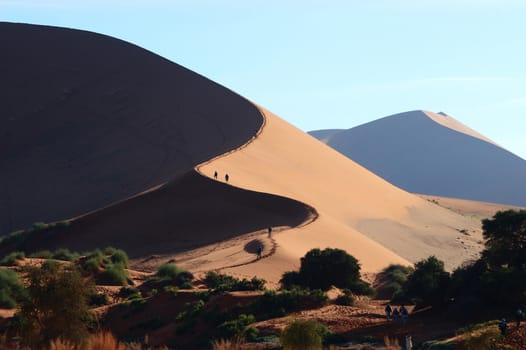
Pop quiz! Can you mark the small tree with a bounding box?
[405,256,450,306]
[280,319,326,350]
[482,209,526,269]
[0,268,24,308]
[14,260,94,347]
[281,248,364,292]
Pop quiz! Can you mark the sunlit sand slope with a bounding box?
[200,108,482,282]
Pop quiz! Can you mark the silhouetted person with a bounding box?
[256,245,262,259]
[499,318,507,336]
[268,227,272,238]
[516,308,523,329]
[385,303,392,320]
[404,333,413,350]
[213,171,218,179]
[400,305,408,325]
[225,174,229,182]
[392,308,400,323]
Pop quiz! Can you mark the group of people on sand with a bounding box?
[385,303,409,325]
[213,170,229,182]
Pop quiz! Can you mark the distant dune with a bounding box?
[310,110,526,207]
[0,22,262,234]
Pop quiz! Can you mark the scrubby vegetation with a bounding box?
[0,267,24,308]
[12,260,94,348]
[280,319,328,350]
[204,271,266,292]
[0,251,25,266]
[394,210,526,311]
[146,263,194,289]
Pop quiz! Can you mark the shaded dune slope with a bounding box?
[5,171,314,257]
[0,22,264,234]
[0,22,315,258]
[311,110,526,207]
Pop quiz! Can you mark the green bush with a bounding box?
[110,249,129,268]
[148,263,193,288]
[204,271,265,292]
[280,319,326,350]
[156,263,181,280]
[216,314,257,341]
[250,288,328,319]
[13,260,94,347]
[281,248,370,293]
[82,250,105,274]
[99,262,128,286]
[0,268,24,308]
[0,251,25,266]
[405,256,450,306]
[51,248,78,261]
[334,289,355,306]
[88,292,110,306]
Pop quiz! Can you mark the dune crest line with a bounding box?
[194,102,319,268]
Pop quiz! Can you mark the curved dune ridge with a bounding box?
[199,107,484,283]
[0,22,264,234]
[310,110,526,207]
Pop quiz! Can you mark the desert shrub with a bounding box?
[88,292,110,307]
[404,256,450,307]
[176,300,205,334]
[280,271,303,289]
[0,268,24,308]
[348,280,375,296]
[147,263,193,289]
[334,289,355,306]
[0,251,25,266]
[280,319,326,350]
[110,249,128,268]
[13,260,94,347]
[102,246,118,255]
[156,263,181,280]
[28,250,53,259]
[82,250,105,274]
[51,248,77,261]
[377,264,414,300]
[99,262,129,286]
[250,288,327,319]
[205,271,265,292]
[216,314,258,341]
[281,248,370,293]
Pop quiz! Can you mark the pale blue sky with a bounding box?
[2,0,525,159]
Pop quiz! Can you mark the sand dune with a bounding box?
[310,110,526,207]
[198,107,483,283]
[0,22,262,235]
[2,24,486,287]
